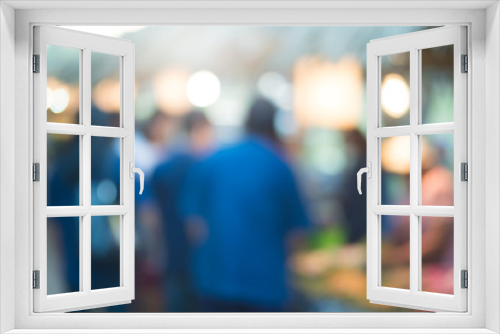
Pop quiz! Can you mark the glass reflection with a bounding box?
[91,52,121,127]
[381,215,410,290]
[47,217,80,295]
[421,133,454,206]
[380,52,410,127]
[91,216,121,290]
[46,44,80,124]
[421,216,454,294]
[381,136,410,205]
[421,45,454,124]
[91,137,120,206]
[47,134,80,206]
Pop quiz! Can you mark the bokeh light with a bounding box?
[381,74,410,119]
[187,71,221,108]
[92,79,121,113]
[46,87,53,109]
[49,88,70,114]
[47,77,79,122]
[96,179,118,204]
[294,57,363,131]
[381,136,411,175]
[154,68,191,116]
[421,137,438,170]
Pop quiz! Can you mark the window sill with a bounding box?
[4,329,497,334]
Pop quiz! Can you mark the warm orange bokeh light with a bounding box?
[92,79,121,113]
[421,137,439,170]
[381,136,411,175]
[154,68,191,116]
[293,56,363,131]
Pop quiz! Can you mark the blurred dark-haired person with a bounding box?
[152,111,214,312]
[339,129,367,243]
[181,98,310,312]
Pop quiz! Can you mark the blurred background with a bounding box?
[45,25,455,312]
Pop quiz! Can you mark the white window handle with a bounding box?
[357,162,371,195]
[129,162,144,195]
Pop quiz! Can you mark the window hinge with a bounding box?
[461,162,468,181]
[461,270,468,289]
[33,270,40,289]
[33,54,40,73]
[461,54,468,73]
[33,163,40,182]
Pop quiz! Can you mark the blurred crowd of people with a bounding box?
[46,26,457,313]
[147,98,311,312]
[46,97,456,313]
[47,97,455,312]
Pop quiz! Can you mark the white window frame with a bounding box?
[0,1,499,333]
[366,26,467,312]
[33,25,136,313]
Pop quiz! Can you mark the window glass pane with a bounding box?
[47,134,80,206]
[91,52,121,127]
[47,217,80,295]
[421,133,454,206]
[381,136,410,205]
[421,216,454,294]
[91,137,120,205]
[380,52,410,127]
[91,215,121,290]
[46,44,80,124]
[421,45,454,124]
[381,215,410,290]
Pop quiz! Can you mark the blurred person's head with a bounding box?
[183,110,214,154]
[344,129,366,153]
[245,97,279,144]
[344,129,367,164]
[145,111,179,146]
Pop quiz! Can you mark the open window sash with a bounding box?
[365,26,467,312]
[33,26,136,313]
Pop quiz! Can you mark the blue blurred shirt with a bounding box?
[181,136,310,307]
[153,152,197,275]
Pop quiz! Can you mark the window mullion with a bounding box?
[413,123,454,135]
[409,47,420,294]
[82,47,92,294]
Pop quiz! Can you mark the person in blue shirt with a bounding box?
[181,98,311,312]
[153,111,214,312]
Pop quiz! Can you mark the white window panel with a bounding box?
[366,26,467,312]
[33,26,136,313]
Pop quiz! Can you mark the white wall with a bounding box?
[0,2,16,333]
[486,2,500,333]
[4,4,494,332]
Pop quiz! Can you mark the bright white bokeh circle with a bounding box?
[381,74,410,119]
[187,71,221,108]
[49,88,70,114]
